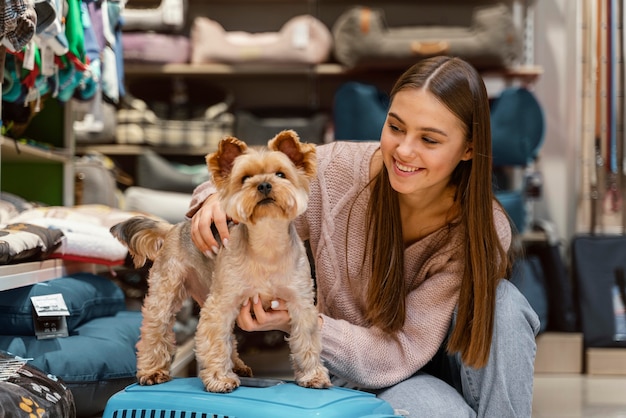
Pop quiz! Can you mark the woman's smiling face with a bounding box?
[380,88,473,197]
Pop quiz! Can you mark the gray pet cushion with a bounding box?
[136,149,209,194]
[332,3,522,69]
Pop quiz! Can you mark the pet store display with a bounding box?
[2,0,125,152]
[332,3,522,69]
[190,14,333,65]
[572,0,626,350]
[0,273,142,416]
[110,131,330,392]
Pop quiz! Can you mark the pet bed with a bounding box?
[0,222,64,264]
[332,3,522,69]
[234,110,329,145]
[121,0,186,32]
[123,187,192,224]
[0,272,126,336]
[115,91,234,148]
[136,149,209,194]
[0,311,143,417]
[9,206,130,264]
[0,272,140,417]
[0,351,76,418]
[122,33,191,64]
[190,14,333,65]
[5,204,160,265]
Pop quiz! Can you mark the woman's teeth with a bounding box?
[396,161,417,173]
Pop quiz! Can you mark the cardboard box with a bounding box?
[535,332,583,374]
[586,348,626,375]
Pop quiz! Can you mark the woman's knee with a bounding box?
[496,279,541,338]
[377,373,476,418]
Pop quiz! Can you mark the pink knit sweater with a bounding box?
[188,140,512,389]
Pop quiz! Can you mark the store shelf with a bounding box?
[0,136,72,164]
[75,143,214,156]
[0,259,97,292]
[0,260,65,291]
[0,258,103,291]
[124,62,543,79]
[124,62,335,76]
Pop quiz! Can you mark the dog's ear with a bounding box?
[268,130,317,179]
[206,136,248,186]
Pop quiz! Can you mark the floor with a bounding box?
[241,345,626,418]
[532,374,626,418]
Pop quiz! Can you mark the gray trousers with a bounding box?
[376,280,540,417]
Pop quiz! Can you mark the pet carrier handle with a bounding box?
[238,376,286,388]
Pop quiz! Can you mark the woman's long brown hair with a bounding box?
[364,56,509,368]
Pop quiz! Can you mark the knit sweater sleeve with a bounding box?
[319,243,463,390]
[185,181,217,219]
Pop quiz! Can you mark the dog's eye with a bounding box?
[241,175,251,184]
[275,172,286,178]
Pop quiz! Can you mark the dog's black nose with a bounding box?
[257,182,272,196]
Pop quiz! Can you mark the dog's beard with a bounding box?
[222,182,308,224]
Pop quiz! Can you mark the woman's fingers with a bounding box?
[190,195,231,257]
[237,296,290,333]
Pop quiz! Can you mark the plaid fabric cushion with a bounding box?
[116,97,234,148]
[1,0,36,51]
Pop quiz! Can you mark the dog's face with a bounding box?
[206,130,317,225]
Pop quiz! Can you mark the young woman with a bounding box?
[187,56,540,417]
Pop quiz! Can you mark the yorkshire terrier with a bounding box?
[110,130,331,393]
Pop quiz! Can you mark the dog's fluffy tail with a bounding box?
[110,216,174,268]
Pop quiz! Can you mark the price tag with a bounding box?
[31,294,70,339]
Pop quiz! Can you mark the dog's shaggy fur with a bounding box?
[110,130,331,393]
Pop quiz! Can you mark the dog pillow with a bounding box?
[190,14,332,65]
[332,3,522,69]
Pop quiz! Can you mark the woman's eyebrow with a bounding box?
[388,112,448,137]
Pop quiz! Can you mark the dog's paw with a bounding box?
[233,363,253,378]
[296,368,332,389]
[200,371,241,393]
[137,370,171,385]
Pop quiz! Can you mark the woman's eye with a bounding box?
[423,136,437,144]
[275,172,286,178]
[388,123,402,132]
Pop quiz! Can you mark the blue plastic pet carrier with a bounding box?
[102,377,402,418]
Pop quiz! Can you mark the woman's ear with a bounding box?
[461,144,473,161]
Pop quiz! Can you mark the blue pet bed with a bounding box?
[0,273,142,417]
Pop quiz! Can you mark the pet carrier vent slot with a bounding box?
[111,410,232,418]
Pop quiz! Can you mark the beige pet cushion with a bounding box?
[191,14,333,65]
[332,3,522,69]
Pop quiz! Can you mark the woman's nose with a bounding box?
[397,137,417,159]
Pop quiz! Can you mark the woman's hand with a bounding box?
[191,194,231,257]
[237,296,291,334]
